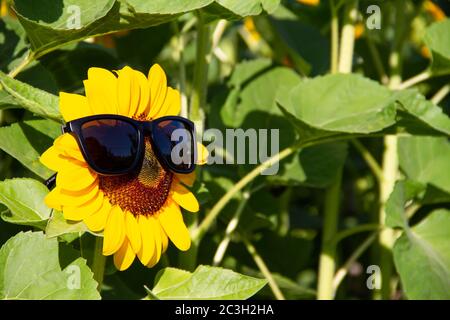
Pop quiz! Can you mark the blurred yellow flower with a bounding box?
[424,0,446,21]
[296,0,320,6]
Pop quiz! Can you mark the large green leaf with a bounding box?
[45,211,88,239]
[385,180,425,229]
[147,265,267,300]
[277,73,397,134]
[0,16,28,72]
[393,209,450,299]
[0,119,60,178]
[0,71,62,122]
[13,0,278,57]
[398,136,450,195]
[423,19,450,75]
[0,231,100,299]
[0,178,51,229]
[396,89,450,136]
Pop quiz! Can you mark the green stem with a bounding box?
[333,232,378,291]
[8,50,34,79]
[91,236,106,293]
[351,139,383,182]
[366,36,388,85]
[333,223,381,244]
[179,11,212,271]
[189,11,211,131]
[317,169,343,300]
[212,189,250,266]
[337,0,358,73]
[376,0,408,300]
[397,70,431,90]
[243,237,285,300]
[431,83,450,104]
[330,0,339,74]
[317,0,357,301]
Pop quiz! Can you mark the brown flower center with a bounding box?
[99,137,172,216]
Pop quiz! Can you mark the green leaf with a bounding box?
[13,0,276,57]
[423,19,450,75]
[398,136,450,194]
[385,180,425,229]
[45,211,88,239]
[0,71,62,122]
[277,73,397,134]
[0,16,28,72]
[0,119,60,178]
[268,142,348,188]
[0,231,100,299]
[0,178,51,229]
[203,0,280,21]
[393,209,450,299]
[148,265,267,300]
[396,89,450,136]
[222,66,301,129]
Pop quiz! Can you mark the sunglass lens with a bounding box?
[152,119,195,173]
[80,119,139,173]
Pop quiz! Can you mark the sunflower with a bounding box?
[40,64,207,271]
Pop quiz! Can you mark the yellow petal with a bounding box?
[125,211,142,254]
[175,171,196,187]
[159,220,169,253]
[54,134,85,163]
[116,67,132,116]
[56,166,97,191]
[44,188,63,210]
[113,238,135,271]
[133,69,150,117]
[155,87,180,117]
[103,205,126,256]
[40,146,68,172]
[146,216,161,267]
[83,198,112,232]
[57,183,99,207]
[147,64,167,119]
[60,92,91,122]
[63,191,104,221]
[158,200,191,251]
[196,142,209,165]
[137,215,156,265]
[171,182,199,213]
[84,68,119,114]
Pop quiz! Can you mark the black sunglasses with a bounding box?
[45,115,196,189]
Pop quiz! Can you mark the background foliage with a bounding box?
[0,0,449,300]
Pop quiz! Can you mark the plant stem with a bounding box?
[317,0,357,301]
[317,169,343,300]
[212,189,250,266]
[333,223,380,244]
[180,11,212,270]
[243,237,285,300]
[91,236,106,293]
[376,0,408,300]
[397,70,431,90]
[333,232,378,291]
[190,11,211,132]
[366,36,388,85]
[351,139,383,182]
[337,0,358,73]
[8,51,34,79]
[431,83,450,104]
[330,0,339,74]
[174,22,188,118]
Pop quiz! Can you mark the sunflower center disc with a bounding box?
[99,137,172,216]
